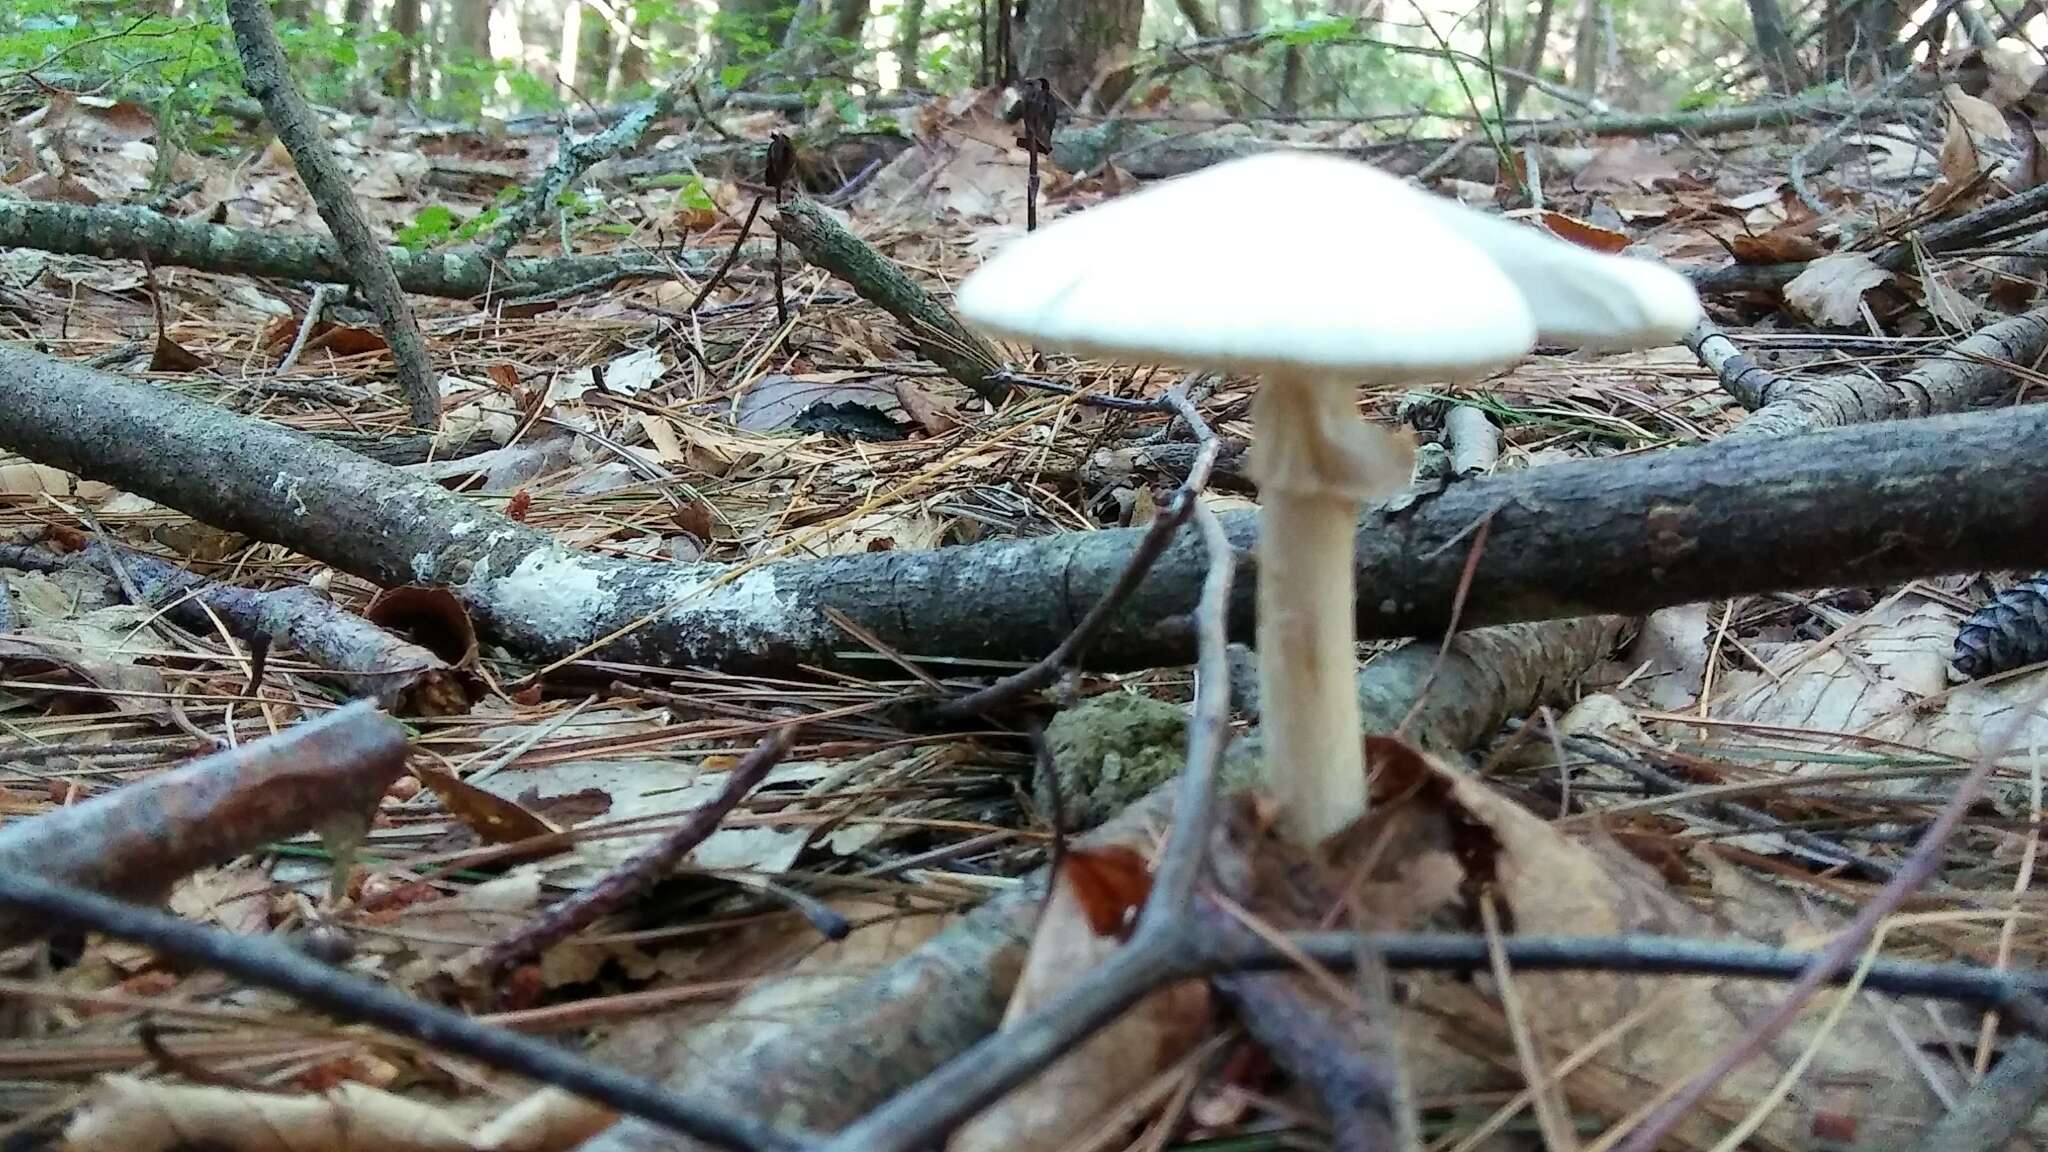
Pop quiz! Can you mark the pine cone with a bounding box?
[1953,575,2048,679]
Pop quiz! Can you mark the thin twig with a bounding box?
[276,282,332,374]
[934,387,1219,721]
[1143,501,1236,922]
[823,459,1241,1152]
[482,726,799,979]
[689,193,768,313]
[0,871,811,1152]
[1612,675,2048,1152]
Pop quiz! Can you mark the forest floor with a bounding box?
[3,60,2048,1152]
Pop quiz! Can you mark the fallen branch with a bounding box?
[0,533,462,713]
[1726,303,2048,440]
[225,0,437,428]
[0,199,715,301]
[768,199,1008,404]
[1691,178,2048,297]
[0,702,405,946]
[477,86,688,262]
[0,870,810,1152]
[7,346,2048,677]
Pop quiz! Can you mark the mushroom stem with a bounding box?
[1250,372,1402,846]
[1256,488,1367,843]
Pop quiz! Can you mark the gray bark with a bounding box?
[7,346,2048,678]
[1017,0,1143,107]
[0,198,733,301]
[1748,0,1807,92]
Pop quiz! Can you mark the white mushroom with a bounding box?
[956,151,1701,846]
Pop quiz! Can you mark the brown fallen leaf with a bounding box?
[948,847,1210,1152]
[1319,736,1948,1152]
[62,1074,605,1152]
[1783,252,1892,327]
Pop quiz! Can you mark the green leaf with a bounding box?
[396,204,458,252]
[720,63,749,88]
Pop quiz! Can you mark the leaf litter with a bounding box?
[1,56,2046,1152]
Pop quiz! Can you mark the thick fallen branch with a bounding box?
[0,199,714,301]
[0,702,405,946]
[5,345,2048,676]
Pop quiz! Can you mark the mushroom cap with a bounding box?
[955,151,1704,378]
[1419,198,1702,349]
[955,152,1539,383]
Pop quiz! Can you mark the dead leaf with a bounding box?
[415,764,559,844]
[1324,738,1948,1150]
[1571,139,1682,191]
[948,848,1208,1152]
[891,377,962,435]
[736,372,903,432]
[1536,210,1630,253]
[1783,252,1891,326]
[1727,227,1827,265]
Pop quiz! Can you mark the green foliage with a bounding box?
[673,175,716,216]
[1276,14,1352,48]
[395,203,459,251]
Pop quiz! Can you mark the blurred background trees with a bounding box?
[0,0,2036,147]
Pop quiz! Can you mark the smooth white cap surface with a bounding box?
[955,152,1539,383]
[1419,198,1703,348]
[955,151,1704,377]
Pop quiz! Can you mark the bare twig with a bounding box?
[276,283,332,374]
[935,387,1219,721]
[1612,676,2048,1152]
[482,726,799,980]
[476,83,687,262]
[0,871,811,1152]
[823,479,1241,1152]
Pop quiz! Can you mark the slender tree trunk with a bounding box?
[1501,0,1558,117]
[384,0,421,99]
[1277,0,1304,114]
[1232,0,1258,33]
[579,5,615,96]
[1175,0,1219,38]
[1748,0,1806,92]
[1017,0,1141,108]
[558,0,584,91]
[608,4,649,93]
[894,0,926,87]
[275,0,311,24]
[715,0,795,67]
[1571,0,1599,92]
[451,0,493,62]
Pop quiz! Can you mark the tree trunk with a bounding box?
[1175,0,1219,39]
[1571,0,1599,92]
[1501,0,1559,117]
[557,0,584,91]
[1277,0,1304,114]
[894,0,926,87]
[450,0,493,61]
[579,5,615,96]
[1017,0,1142,108]
[1232,0,1258,33]
[1748,0,1806,92]
[782,0,869,75]
[608,4,649,93]
[1821,0,1900,81]
[384,0,421,99]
